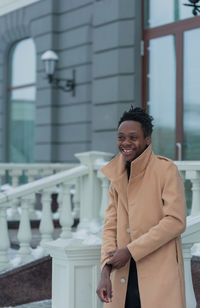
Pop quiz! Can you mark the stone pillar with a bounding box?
[45,239,102,308]
[75,151,113,231]
[185,170,200,216]
[182,214,200,308]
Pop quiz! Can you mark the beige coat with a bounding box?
[101,145,186,308]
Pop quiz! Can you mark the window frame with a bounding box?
[142,7,200,159]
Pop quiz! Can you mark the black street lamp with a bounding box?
[41,50,76,96]
[184,0,200,16]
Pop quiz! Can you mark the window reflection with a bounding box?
[8,38,36,163]
[144,0,194,28]
[148,35,176,159]
[183,28,200,160]
[10,38,36,86]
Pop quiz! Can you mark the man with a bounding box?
[96,107,186,308]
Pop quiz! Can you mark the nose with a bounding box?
[122,138,131,146]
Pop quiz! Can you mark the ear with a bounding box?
[146,136,151,145]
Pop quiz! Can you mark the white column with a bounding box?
[39,189,54,250]
[24,169,39,220]
[182,215,200,308]
[182,243,196,308]
[17,197,33,263]
[8,169,22,220]
[75,151,113,231]
[0,206,10,271]
[73,178,80,220]
[185,170,200,216]
[97,171,110,223]
[45,239,102,308]
[59,183,73,239]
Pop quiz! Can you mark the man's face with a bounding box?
[117,120,151,162]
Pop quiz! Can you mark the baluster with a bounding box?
[75,152,113,231]
[0,206,10,271]
[59,183,73,239]
[24,169,38,220]
[182,242,196,308]
[97,171,110,223]
[8,169,22,220]
[39,189,54,250]
[17,197,32,262]
[185,170,200,216]
[178,170,186,183]
[73,178,80,220]
[57,184,63,216]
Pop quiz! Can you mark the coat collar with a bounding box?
[101,144,153,183]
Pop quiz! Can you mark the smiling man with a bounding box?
[96,107,186,308]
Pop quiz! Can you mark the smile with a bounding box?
[121,148,133,155]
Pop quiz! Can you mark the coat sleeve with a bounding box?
[127,162,186,262]
[101,183,118,271]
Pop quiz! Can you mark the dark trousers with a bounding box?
[125,258,141,308]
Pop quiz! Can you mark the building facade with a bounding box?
[0,0,199,163]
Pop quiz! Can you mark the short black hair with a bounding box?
[118,106,154,137]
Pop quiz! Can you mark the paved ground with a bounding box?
[5,300,51,308]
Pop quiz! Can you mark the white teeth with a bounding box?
[123,149,131,153]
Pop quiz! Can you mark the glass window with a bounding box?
[183,28,200,160]
[144,0,194,28]
[147,35,176,159]
[8,38,36,163]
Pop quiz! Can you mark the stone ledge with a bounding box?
[0,256,52,307]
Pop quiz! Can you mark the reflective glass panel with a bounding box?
[10,38,36,86]
[147,35,176,159]
[183,28,200,160]
[9,87,36,163]
[8,38,36,163]
[144,0,194,28]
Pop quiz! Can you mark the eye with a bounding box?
[118,136,124,141]
[130,136,137,141]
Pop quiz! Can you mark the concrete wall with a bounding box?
[0,0,142,163]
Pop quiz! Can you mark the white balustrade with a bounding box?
[73,178,80,220]
[0,205,10,271]
[185,170,200,216]
[59,183,73,239]
[175,162,200,216]
[39,189,54,251]
[182,215,200,308]
[0,155,199,308]
[97,170,110,224]
[17,197,33,263]
[24,169,39,220]
[75,151,113,231]
[8,169,22,220]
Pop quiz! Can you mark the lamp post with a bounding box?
[41,50,76,96]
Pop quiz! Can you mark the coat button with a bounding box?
[126,227,130,234]
[120,278,126,283]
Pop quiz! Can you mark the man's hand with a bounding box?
[96,265,112,303]
[106,247,131,269]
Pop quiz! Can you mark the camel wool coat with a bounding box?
[101,145,186,308]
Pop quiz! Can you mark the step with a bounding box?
[5,299,51,307]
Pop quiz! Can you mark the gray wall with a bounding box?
[0,0,142,163]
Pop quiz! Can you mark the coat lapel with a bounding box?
[101,145,153,212]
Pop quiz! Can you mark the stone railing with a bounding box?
[0,152,113,273]
[0,155,199,308]
[0,163,76,221]
[175,161,200,216]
